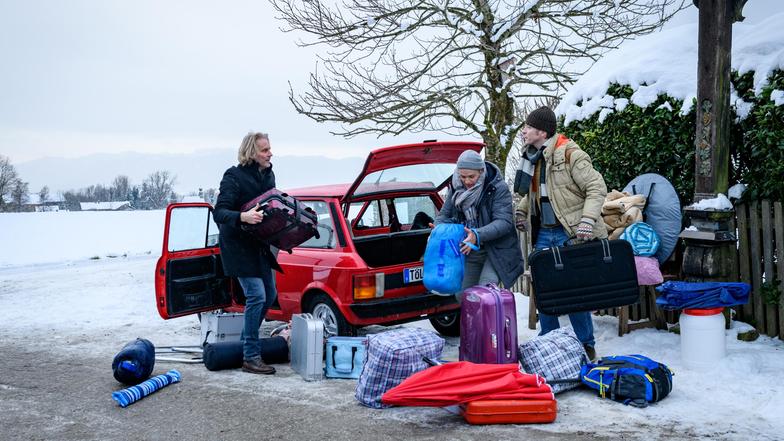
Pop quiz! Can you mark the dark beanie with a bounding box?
[525,107,557,138]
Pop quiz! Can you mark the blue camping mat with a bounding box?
[655,281,750,310]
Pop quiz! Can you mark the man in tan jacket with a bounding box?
[514,106,607,360]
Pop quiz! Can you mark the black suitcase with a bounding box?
[529,239,639,315]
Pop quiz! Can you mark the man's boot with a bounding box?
[583,344,597,362]
[242,357,276,375]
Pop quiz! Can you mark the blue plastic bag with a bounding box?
[620,222,660,257]
[423,224,465,295]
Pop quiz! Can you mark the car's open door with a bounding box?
[154,203,232,319]
[342,141,484,209]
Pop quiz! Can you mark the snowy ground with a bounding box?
[1,211,783,440]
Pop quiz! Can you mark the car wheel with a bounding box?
[429,312,461,337]
[309,294,356,337]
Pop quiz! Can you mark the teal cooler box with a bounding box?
[325,336,367,379]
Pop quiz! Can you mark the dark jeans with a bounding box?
[238,269,277,361]
[534,226,596,347]
[458,247,500,303]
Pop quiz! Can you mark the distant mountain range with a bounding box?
[16,149,366,196]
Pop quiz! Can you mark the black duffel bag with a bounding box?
[203,337,289,371]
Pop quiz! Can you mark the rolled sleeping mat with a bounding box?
[112,338,156,385]
[203,337,289,371]
[112,369,181,408]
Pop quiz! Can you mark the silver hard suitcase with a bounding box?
[200,311,244,344]
[290,313,324,381]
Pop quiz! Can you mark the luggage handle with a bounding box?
[551,246,564,271]
[422,356,443,366]
[331,345,357,373]
[561,237,613,264]
[504,317,512,359]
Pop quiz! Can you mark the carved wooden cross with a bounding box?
[693,0,748,201]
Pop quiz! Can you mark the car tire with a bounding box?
[429,311,461,337]
[308,294,356,337]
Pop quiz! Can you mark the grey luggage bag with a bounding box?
[290,313,324,381]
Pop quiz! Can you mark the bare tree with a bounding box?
[112,175,131,201]
[271,0,685,172]
[141,171,177,209]
[11,179,30,211]
[203,188,218,205]
[38,186,50,204]
[0,154,19,210]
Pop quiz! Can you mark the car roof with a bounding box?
[284,184,352,198]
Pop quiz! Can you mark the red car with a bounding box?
[154,140,483,337]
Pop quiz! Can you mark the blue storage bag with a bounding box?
[112,338,155,385]
[325,336,367,379]
[620,222,660,257]
[423,223,465,294]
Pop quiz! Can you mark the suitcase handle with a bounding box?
[504,317,512,359]
[331,345,357,373]
[556,238,613,266]
[551,246,564,271]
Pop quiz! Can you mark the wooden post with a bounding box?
[693,0,747,201]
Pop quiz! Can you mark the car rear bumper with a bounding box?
[348,293,459,322]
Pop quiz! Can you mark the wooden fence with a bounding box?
[735,200,784,340]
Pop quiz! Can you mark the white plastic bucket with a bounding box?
[680,307,726,369]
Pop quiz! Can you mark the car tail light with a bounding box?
[353,273,384,300]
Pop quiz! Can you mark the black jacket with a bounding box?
[435,162,524,288]
[214,162,281,277]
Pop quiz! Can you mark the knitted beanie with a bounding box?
[525,107,557,138]
[456,150,484,170]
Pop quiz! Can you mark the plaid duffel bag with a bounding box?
[355,327,444,408]
[518,327,588,394]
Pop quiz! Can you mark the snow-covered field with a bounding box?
[1,210,783,439]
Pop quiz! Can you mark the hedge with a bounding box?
[561,69,784,205]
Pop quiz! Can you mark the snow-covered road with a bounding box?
[1,253,783,440]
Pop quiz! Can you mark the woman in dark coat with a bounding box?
[213,132,280,375]
[435,150,524,300]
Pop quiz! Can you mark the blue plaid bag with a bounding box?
[518,327,588,394]
[355,327,444,408]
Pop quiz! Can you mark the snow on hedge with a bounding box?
[556,11,784,125]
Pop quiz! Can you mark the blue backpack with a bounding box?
[423,223,465,294]
[580,355,673,407]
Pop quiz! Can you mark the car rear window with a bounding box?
[353,163,455,197]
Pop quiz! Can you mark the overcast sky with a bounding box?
[0,0,778,164]
[0,0,449,163]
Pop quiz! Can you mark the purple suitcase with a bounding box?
[240,189,319,252]
[459,284,518,364]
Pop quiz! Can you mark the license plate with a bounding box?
[403,266,424,284]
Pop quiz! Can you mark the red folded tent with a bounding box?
[381,361,553,407]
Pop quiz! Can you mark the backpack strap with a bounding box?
[553,134,578,165]
[565,147,577,165]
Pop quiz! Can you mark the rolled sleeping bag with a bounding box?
[112,338,155,385]
[203,337,289,371]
